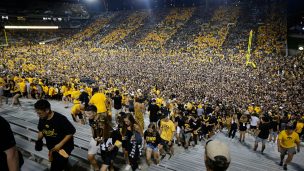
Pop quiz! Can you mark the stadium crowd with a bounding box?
[0,2,303,171]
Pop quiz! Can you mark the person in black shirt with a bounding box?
[99,115,122,171]
[280,113,289,131]
[112,90,122,121]
[148,99,160,125]
[121,114,143,171]
[238,114,248,143]
[0,116,20,171]
[78,89,89,107]
[228,115,238,140]
[200,119,208,141]
[182,116,193,149]
[144,123,161,166]
[190,115,201,145]
[269,115,279,143]
[253,117,270,154]
[34,99,76,171]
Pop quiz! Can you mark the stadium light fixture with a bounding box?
[4,26,59,29]
[299,46,304,51]
[1,16,8,20]
[85,0,97,3]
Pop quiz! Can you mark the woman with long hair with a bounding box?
[228,114,238,140]
[238,114,248,142]
[121,113,143,171]
[144,123,161,166]
[98,115,122,171]
[134,96,145,130]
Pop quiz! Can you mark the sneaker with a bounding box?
[161,154,166,160]
[283,164,287,170]
[124,164,131,170]
[279,161,283,166]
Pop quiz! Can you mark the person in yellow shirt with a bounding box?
[295,119,304,139]
[159,113,175,159]
[248,104,254,113]
[43,85,49,98]
[48,86,55,99]
[18,80,26,97]
[61,84,69,108]
[277,123,300,170]
[156,97,163,107]
[89,88,108,114]
[71,102,85,125]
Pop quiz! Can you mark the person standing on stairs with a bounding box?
[34,99,76,171]
[228,115,238,140]
[253,116,270,154]
[277,123,300,170]
[85,105,103,171]
[238,114,248,143]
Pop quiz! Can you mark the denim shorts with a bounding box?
[146,143,159,152]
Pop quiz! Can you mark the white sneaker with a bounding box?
[125,164,131,170]
[138,165,142,170]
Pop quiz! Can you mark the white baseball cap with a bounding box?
[205,140,231,163]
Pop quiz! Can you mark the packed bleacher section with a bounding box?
[0,1,303,171]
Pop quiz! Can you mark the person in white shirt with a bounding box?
[250,114,260,135]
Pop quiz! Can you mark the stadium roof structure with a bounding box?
[287,0,304,55]
[0,0,89,19]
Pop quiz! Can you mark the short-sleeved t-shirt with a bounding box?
[0,116,16,171]
[113,95,122,110]
[278,130,300,148]
[250,116,259,126]
[89,92,107,113]
[144,131,161,147]
[270,121,279,132]
[148,104,160,122]
[295,122,304,134]
[175,116,184,128]
[160,120,176,141]
[71,104,82,115]
[38,112,76,153]
[258,123,271,139]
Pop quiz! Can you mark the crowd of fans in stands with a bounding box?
[0,1,303,171]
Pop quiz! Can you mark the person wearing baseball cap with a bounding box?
[277,123,301,170]
[205,140,231,171]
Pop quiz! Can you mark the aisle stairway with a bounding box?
[149,132,304,171]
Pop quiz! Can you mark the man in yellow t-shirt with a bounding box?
[277,123,300,170]
[89,89,107,114]
[159,113,175,159]
[71,103,85,125]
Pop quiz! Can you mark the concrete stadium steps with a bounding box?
[149,132,304,171]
